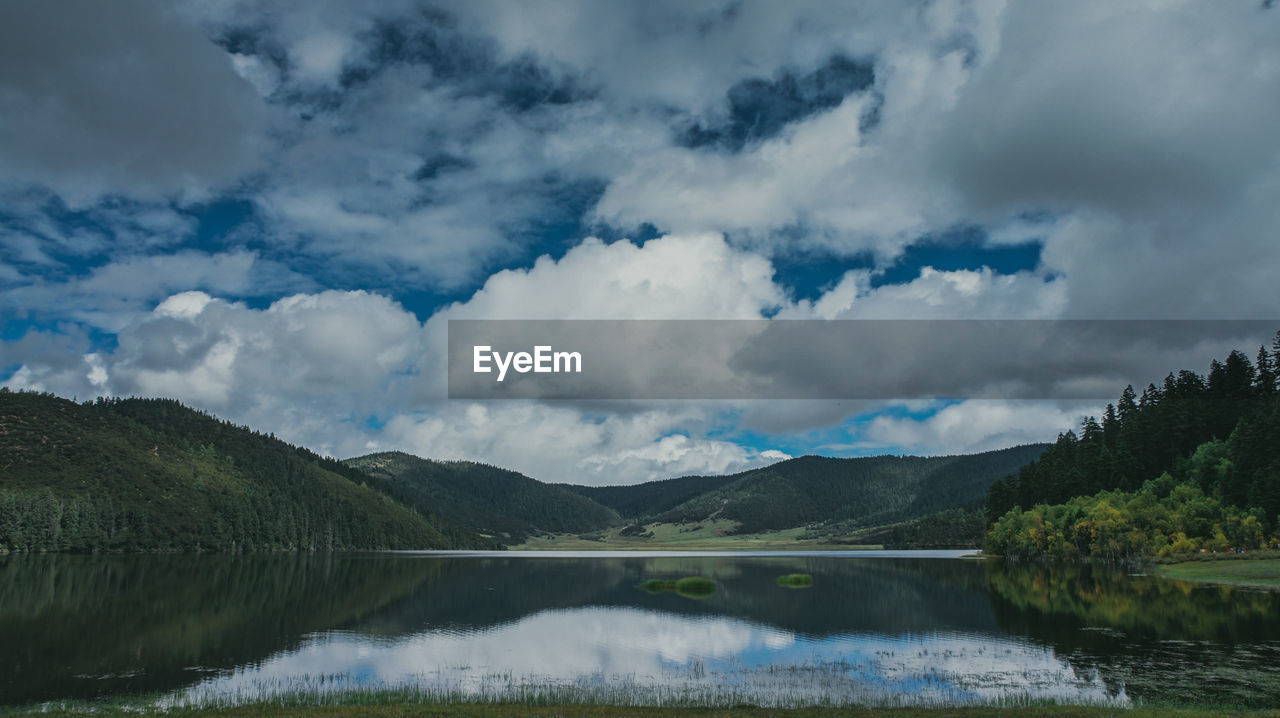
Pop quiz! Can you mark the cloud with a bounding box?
[930,0,1280,319]
[859,401,1097,455]
[0,0,264,204]
[939,1,1280,216]
[0,327,99,399]
[438,233,784,320]
[3,250,313,332]
[783,266,1065,320]
[104,290,426,412]
[379,404,786,485]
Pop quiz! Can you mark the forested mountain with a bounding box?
[345,451,620,542]
[565,446,1049,534]
[984,334,1280,561]
[560,473,740,519]
[0,391,487,552]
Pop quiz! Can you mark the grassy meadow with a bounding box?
[512,520,881,551]
[1156,558,1280,589]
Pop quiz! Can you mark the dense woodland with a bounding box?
[0,392,487,552]
[838,507,987,549]
[984,334,1280,561]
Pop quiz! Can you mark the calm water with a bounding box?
[3,550,1280,708]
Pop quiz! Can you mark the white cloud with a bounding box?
[380,404,785,485]
[782,266,1065,320]
[860,401,1097,455]
[438,233,784,320]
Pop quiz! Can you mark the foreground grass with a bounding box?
[1156,557,1280,588]
[514,521,882,551]
[10,704,1280,718]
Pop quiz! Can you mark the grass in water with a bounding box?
[674,576,716,598]
[637,576,717,598]
[776,573,814,588]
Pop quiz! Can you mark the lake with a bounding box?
[2,550,1279,709]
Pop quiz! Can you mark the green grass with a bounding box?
[7,703,1279,718]
[776,573,814,588]
[673,576,717,597]
[515,520,881,551]
[1156,558,1280,588]
[637,576,717,597]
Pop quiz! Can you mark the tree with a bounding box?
[1256,346,1276,396]
[1118,384,1138,421]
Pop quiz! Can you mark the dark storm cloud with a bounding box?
[340,12,588,112]
[677,55,875,152]
[0,0,265,204]
[938,1,1280,215]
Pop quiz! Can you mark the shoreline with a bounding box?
[1154,557,1280,589]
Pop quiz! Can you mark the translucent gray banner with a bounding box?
[447,320,1278,400]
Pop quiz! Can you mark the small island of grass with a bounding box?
[776,573,814,588]
[637,576,717,598]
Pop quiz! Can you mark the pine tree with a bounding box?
[1118,384,1138,421]
[1102,403,1119,447]
[1256,345,1276,396]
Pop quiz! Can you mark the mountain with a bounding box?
[561,473,740,519]
[0,391,487,552]
[345,451,620,542]
[564,445,1049,535]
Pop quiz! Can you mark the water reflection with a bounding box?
[985,561,1280,707]
[177,608,1117,708]
[1,552,1278,707]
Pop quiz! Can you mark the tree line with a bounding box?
[0,391,484,552]
[984,333,1280,561]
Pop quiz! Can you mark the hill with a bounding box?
[560,473,740,519]
[0,391,488,552]
[345,451,620,542]
[563,445,1049,536]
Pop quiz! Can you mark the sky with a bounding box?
[2,0,1278,485]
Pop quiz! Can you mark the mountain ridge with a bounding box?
[560,446,1050,536]
[0,390,488,552]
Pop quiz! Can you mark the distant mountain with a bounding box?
[345,451,620,542]
[563,445,1049,534]
[561,473,740,519]
[0,391,487,552]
